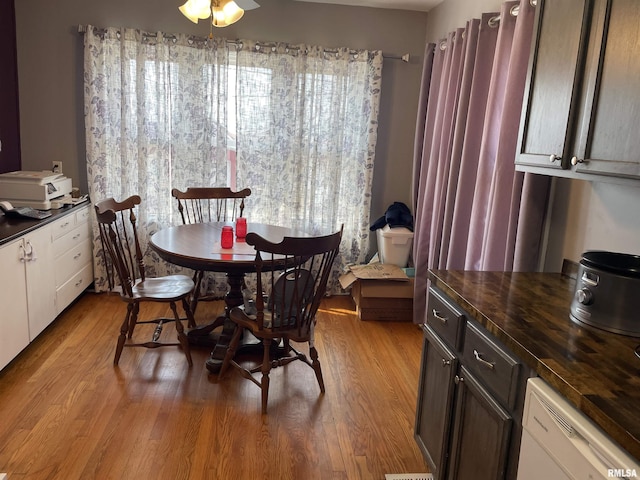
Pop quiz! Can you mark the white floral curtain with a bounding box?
[84,27,383,294]
[84,26,231,291]
[234,41,383,292]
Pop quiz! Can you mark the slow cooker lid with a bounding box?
[581,250,640,278]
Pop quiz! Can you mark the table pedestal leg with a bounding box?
[199,272,286,374]
[205,272,245,374]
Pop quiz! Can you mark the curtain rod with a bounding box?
[488,0,537,27]
[77,25,410,62]
[435,0,538,49]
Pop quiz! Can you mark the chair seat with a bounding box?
[130,275,195,301]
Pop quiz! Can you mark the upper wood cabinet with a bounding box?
[516,0,640,183]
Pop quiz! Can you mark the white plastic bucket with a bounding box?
[376,225,414,267]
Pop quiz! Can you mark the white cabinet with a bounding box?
[52,205,93,314]
[0,204,93,371]
[0,224,55,369]
[0,237,30,370]
[24,224,56,339]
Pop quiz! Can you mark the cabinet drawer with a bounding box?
[56,263,93,314]
[55,239,92,288]
[53,222,90,257]
[51,215,76,240]
[75,205,91,224]
[462,321,521,409]
[426,286,465,351]
[50,205,91,241]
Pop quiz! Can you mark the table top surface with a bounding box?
[149,222,309,272]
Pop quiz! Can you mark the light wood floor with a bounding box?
[0,293,428,480]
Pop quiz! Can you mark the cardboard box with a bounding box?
[338,262,409,290]
[350,278,414,322]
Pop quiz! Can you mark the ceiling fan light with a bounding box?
[179,0,212,23]
[212,0,244,27]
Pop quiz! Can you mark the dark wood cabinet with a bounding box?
[447,366,512,480]
[415,286,527,480]
[0,0,21,173]
[415,325,458,480]
[516,0,640,183]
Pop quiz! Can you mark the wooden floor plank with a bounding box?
[0,293,428,479]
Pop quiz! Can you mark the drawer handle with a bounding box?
[473,349,495,370]
[73,233,81,240]
[73,252,82,260]
[19,243,27,262]
[441,358,451,367]
[75,279,83,287]
[60,221,70,229]
[432,309,448,324]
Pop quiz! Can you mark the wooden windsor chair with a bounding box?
[171,187,252,314]
[219,226,343,413]
[95,195,195,366]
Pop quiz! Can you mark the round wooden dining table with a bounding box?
[149,221,309,373]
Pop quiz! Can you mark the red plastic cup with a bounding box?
[236,217,247,239]
[221,226,234,249]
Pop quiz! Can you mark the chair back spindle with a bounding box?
[172,187,251,225]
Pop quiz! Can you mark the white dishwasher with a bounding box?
[517,377,639,480]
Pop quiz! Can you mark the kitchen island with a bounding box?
[428,269,640,461]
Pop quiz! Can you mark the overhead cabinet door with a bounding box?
[573,0,640,178]
[516,0,591,170]
[517,0,640,182]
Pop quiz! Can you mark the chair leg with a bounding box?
[114,303,134,365]
[170,302,192,367]
[261,338,272,414]
[182,298,197,329]
[310,344,325,393]
[219,325,243,378]
[127,302,140,339]
[191,270,204,314]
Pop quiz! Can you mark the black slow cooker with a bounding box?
[570,251,640,337]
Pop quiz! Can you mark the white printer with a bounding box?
[0,170,73,210]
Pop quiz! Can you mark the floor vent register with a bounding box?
[385,474,433,480]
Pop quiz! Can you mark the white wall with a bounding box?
[543,179,640,271]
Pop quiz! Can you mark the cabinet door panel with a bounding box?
[576,0,640,178]
[25,224,56,340]
[415,325,458,480]
[0,239,30,370]
[447,366,512,480]
[517,0,591,169]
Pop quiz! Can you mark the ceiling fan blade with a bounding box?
[235,0,260,10]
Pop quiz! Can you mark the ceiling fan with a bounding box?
[179,0,260,27]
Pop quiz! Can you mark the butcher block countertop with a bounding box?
[428,269,640,461]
